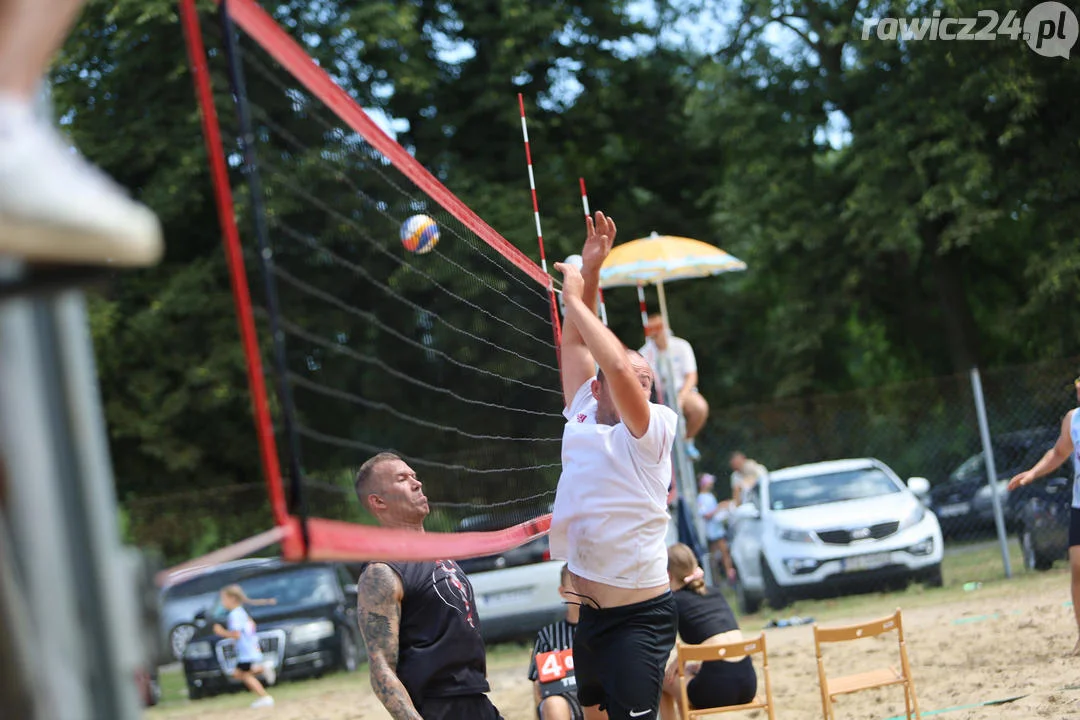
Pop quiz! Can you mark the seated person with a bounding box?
[528,564,587,720]
[659,544,757,720]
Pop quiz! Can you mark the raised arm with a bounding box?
[357,564,422,720]
[1009,410,1075,490]
[557,262,652,438]
[560,212,615,406]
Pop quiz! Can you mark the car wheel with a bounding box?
[1021,526,1054,571]
[761,557,789,610]
[921,563,943,588]
[170,623,197,661]
[337,628,359,673]
[735,579,762,615]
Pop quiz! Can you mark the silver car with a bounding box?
[158,558,279,663]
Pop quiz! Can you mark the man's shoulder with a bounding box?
[649,401,679,424]
[670,335,693,349]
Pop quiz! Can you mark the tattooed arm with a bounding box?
[357,563,422,720]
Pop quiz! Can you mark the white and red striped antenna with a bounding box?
[579,177,609,325]
[518,94,548,276]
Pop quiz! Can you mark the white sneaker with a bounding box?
[250,696,274,708]
[0,102,163,268]
[262,663,276,686]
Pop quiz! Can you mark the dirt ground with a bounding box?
[148,570,1080,720]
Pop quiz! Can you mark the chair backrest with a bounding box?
[678,633,767,666]
[814,608,904,652]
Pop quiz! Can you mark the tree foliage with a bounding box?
[51,0,1080,560]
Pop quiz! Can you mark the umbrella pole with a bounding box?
[656,278,671,332]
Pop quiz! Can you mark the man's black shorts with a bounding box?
[572,592,677,720]
[1068,508,1080,547]
[538,693,583,720]
[419,694,502,720]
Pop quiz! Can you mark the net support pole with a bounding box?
[578,177,608,326]
[518,94,562,362]
[178,0,292,538]
[219,0,310,555]
[970,366,1013,579]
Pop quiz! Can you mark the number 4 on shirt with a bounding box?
[537,649,574,684]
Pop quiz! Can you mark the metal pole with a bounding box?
[970,366,1012,579]
[656,278,671,332]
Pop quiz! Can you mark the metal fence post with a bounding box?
[970,366,1013,579]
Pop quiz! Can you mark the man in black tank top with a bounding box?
[354,452,503,720]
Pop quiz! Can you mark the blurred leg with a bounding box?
[0,0,86,97]
[681,393,708,440]
[539,696,574,720]
[1070,546,1080,655]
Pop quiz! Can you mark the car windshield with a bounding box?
[205,567,340,617]
[769,468,900,510]
[949,453,985,483]
[162,564,269,600]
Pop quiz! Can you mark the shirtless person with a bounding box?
[550,212,679,720]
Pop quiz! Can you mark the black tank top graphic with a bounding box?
[380,559,490,701]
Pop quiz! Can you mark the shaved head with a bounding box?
[354,452,401,512]
[354,452,429,529]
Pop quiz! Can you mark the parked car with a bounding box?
[159,557,280,663]
[1014,474,1072,571]
[182,561,363,699]
[929,427,1060,537]
[729,458,943,614]
[453,508,565,644]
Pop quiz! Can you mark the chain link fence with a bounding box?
[696,356,1080,585]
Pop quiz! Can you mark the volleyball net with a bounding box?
[172,0,565,572]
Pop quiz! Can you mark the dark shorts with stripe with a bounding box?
[572,592,677,720]
[1068,508,1080,547]
[418,694,502,720]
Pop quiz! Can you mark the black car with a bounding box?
[182,561,364,699]
[930,427,1059,537]
[1015,474,1072,571]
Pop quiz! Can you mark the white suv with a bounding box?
[729,458,943,614]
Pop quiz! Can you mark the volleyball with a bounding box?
[400,214,440,254]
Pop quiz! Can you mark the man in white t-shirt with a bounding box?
[550,211,679,720]
[639,315,708,461]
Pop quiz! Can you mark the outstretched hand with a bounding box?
[1007,471,1034,491]
[554,261,585,302]
[582,211,616,270]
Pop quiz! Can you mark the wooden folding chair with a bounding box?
[813,608,920,720]
[676,633,776,720]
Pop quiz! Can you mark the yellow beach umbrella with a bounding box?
[599,232,746,331]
